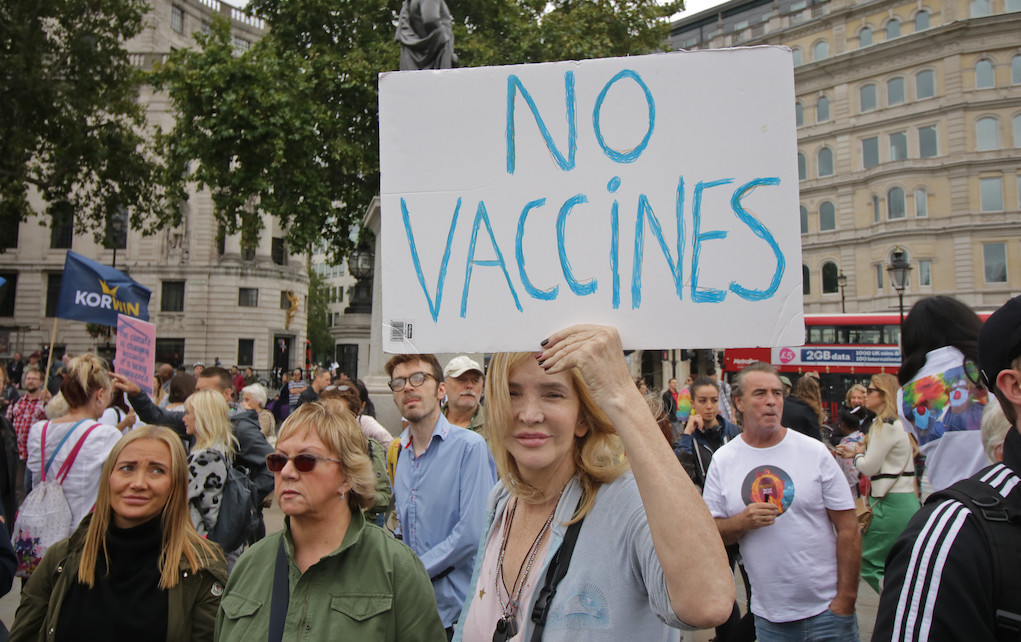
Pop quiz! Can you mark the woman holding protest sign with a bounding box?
[454,324,733,641]
[24,355,123,527]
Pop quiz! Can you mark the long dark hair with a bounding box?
[899,296,982,385]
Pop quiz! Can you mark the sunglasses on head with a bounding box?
[265,452,342,473]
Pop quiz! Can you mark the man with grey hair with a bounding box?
[442,355,484,432]
[702,362,860,640]
[874,295,1021,641]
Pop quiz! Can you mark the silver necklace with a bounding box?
[492,498,557,642]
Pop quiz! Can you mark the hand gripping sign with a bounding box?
[379,47,804,352]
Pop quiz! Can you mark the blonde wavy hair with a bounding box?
[78,426,223,588]
[869,373,900,423]
[484,352,629,523]
[183,389,237,457]
[276,401,376,512]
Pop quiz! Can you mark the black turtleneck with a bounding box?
[56,517,168,642]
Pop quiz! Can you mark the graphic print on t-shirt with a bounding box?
[740,465,794,514]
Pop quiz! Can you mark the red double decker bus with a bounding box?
[722,313,905,421]
[723,313,904,377]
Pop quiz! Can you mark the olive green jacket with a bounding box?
[9,516,228,642]
[215,509,445,642]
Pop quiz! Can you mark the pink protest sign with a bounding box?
[115,313,156,395]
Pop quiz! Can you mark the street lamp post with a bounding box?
[837,271,848,313]
[886,247,912,328]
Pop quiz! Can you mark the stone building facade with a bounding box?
[0,0,309,373]
[671,0,1021,316]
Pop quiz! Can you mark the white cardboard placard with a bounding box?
[379,47,804,353]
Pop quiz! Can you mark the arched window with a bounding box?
[914,9,930,30]
[798,153,806,181]
[792,48,803,66]
[800,206,809,234]
[976,117,999,150]
[916,70,935,99]
[858,26,873,47]
[971,0,991,16]
[888,187,906,219]
[818,148,834,176]
[819,201,836,230]
[817,96,830,122]
[976,59,995,89]
[803,265,811,294]
[796,102,804,127]
[1013,55,1021,84]
[888,77,905,105]
[886,18,901,39]
[814,40,829,61]
[1014,114,1021,147]
[822,262,839,293]
[860,84,877,112]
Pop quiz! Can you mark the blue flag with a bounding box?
[55,251,151,325]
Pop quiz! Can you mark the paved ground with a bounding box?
[0,503,879,640]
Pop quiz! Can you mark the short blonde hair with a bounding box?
[276,401,376,512]
[845,383,868,407]
[79,426,222,589]
[981,397,1012,463]
[183,389,237,457]
[484,352,628,523]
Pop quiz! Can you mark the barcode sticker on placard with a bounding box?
[390,321,413,341]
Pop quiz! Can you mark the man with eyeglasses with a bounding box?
[875,295,1021,641]
[385,353,496,639]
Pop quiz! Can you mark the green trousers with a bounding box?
[861,491,920,593]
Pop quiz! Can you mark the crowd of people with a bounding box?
[0,293,1016,641]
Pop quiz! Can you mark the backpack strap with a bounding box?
[928,475,1021,640]
[268,536,290,642]
[530,502,585,642]
[43,419,88,480]
[54,423,101,485]
[39,421,51,483]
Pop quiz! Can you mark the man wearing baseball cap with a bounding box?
[442,355,484,432]
[874,295,1021,640]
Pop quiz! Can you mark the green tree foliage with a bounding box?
[306,268,334,364]
[154,0,680,263]
[0,0,175,241]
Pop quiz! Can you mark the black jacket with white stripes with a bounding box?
[873,428,1021,641]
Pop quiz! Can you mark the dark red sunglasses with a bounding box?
[265,452,342,473]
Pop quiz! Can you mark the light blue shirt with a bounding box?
[395,412,497,628]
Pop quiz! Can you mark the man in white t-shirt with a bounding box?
[702,362,860,641]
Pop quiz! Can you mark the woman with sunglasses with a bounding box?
[454,325,734,641]
[836,373,919,592]
[896,295,988,492]
[215,401,444,642]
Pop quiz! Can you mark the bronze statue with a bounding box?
[395,0,455,70]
